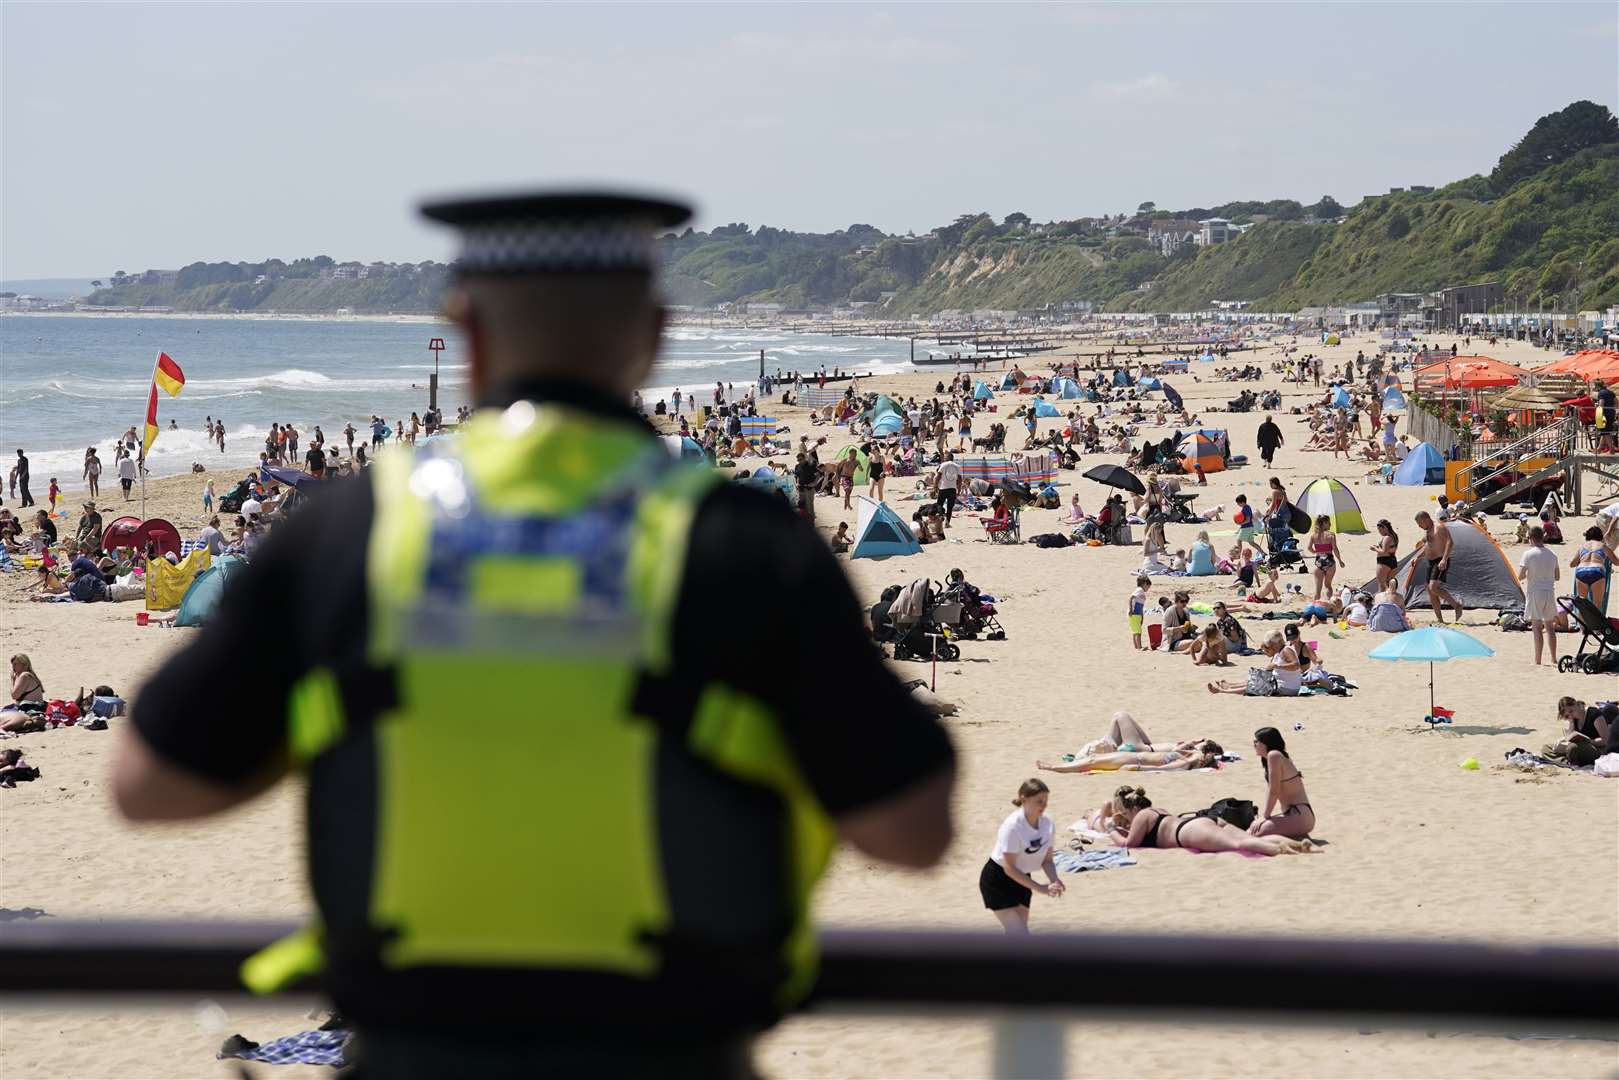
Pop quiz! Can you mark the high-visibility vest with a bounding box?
[245,401,836,1012]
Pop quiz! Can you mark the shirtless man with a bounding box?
[1414,510,1464,623]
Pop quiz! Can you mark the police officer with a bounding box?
[116,192,956,1078]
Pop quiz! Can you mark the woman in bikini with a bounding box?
[1308,514,1344,600]
[1036,748,1219,774]
[1109,789,1313,856]
[1370,518,1400,593]
[1079,784,1141,835]
[1068,711,1221,758]
[0,654,46,734]
[1569,526,1617,611]
[1250,726,1314,839]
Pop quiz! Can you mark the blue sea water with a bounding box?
[0,314,919,488]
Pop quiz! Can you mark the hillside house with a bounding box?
[1196,218,1235,246]
[1147,218,1199,256]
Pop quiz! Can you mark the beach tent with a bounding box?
[176,555,245,627]
[865,394,905,436]
[1297,477,1366,533]
[100,515,143,554]
[1179,433,1225,474]
[1055,377,1083,399]
[1361,522,1523,611]
[129,518,182,559]
[259,463,325,491]
[833,445,870,485]
[1112,369,1133,388]
[1185,428,1230,458]
[1392,441,1446,485]
[662,434,704,460]
[850,496,921,560]
[999,371,1021,390]
[1330,385,1352,409]
[972,381,994,401]
[1381,385,1408,412]
[1033,399,1062,418]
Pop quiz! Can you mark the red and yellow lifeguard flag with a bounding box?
[142,352,186,458]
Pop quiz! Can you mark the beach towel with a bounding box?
[219,1029,350,1067]
[1051,849,1137,873]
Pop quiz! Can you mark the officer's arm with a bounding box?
[835,766,955,868]
[113,727,287,821]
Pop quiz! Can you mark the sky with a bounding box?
[3,1,1616,278]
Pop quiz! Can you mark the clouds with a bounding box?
[1092,73,1180,101]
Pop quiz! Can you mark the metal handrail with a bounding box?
[2,921,1615,1029]
[1456,413,1577,493]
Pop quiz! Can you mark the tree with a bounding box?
[1490,100,1619,193]
[1307,195,1344,220]
[1003,211,1031,229]
[91,280,103,288]
[1137,201,1156,215]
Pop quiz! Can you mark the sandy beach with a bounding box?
[3,330,1616,1079]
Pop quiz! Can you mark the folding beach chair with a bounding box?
[983,509,1021,544]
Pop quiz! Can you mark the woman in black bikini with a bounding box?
[1250,726,1314,839]
[1109,789,1312,856]
[1370,519,1399,593]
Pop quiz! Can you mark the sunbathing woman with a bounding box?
[1078,784,1141,835]
[1109,789,1313,856]
[1037,747,1219,773]
[1250,726,1314,839]
[1071,711,1222,758]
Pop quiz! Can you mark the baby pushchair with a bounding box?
[1262,535,1307,573]
[1556,596,1619,674]
[217,478,254,515]
[870,580,962,661]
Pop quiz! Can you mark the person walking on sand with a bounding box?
[1257,414,1283,467]
[980,778,1063,935]
[14,450,32,508]
[116,453,139,502]
[1128,574,1149,650]
[1414,511,1464,623]
[83,448,102,499]
[1518,525,1560,665]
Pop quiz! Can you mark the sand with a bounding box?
[3,330,1616,1079]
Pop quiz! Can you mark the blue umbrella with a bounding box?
[1367,626,1494,723]
[1161,382,1184,410]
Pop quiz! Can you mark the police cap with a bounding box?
[420,190,692,276]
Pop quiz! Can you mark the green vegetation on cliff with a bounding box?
[86,101,1618,316]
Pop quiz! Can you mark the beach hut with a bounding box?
[1381,385,1408,412]
[1033,399,1062,418]
[1362,523,1522,611]
[972,381,994,401]
[833,445,870,485]
[850,497,921,560]
[1297,477,1366,533]
[1179,433,1225,475]
[176,555,246,627]
[1392,441,1446,485]
[1055,377,1083,399]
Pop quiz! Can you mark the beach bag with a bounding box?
[1032,533,1072,548]
[1245,668,1280,697]
[1205,798,1259,830]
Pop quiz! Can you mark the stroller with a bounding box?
[1556,596,1619,674]
[217,478,254,515]
[870,579,962,662]
[1262,534,1308,573]
[939,573,1006,641]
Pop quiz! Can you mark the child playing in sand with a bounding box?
[830,521,851,553]
[1128,576,1149,650]
[47,478,59,514]
[202,479,215,514]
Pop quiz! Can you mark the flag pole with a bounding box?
[139,351,162,521]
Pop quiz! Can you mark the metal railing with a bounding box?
[2,922,1615,1077]
[1455,413,1578,497]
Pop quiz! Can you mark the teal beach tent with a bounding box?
[851,496,921,559]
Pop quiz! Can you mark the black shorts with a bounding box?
[1427,558,1447,583]
[1376,555,1397,569]
[979,858,1032,911]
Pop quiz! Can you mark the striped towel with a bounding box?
[178,538,206,557]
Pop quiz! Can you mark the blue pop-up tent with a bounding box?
[1055,377,1083,399]
[972,381,994,401]
[1330,384,1352,409]
[1112,369,1133,387]
[1033,399,1062,418]
[1381,385,1408,412]
[851,497,921,559]
[176,555,246,627]
[1393,440,1446,485]
[999,371,1021,390]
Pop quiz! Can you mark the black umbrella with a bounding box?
[1162,382,1184,410]
[1082,463,1146,496]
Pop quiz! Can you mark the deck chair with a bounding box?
[1556,596,1619,674]
[983,509,1021,544]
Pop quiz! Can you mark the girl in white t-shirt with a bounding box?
[979,778,1064,935]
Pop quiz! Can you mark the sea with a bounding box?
[0,314,926,489]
